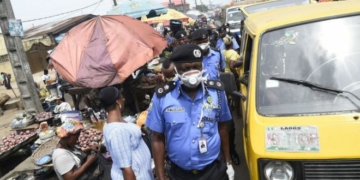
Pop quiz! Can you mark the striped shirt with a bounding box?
[103,122,153,180]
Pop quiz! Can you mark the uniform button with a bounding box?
[193,122,196,126]
[192,140,195,144]
[192,103,195,105]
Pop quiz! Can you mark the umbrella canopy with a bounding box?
[107,0,168,18]
[50,15,167,88]
[142,9,195,26]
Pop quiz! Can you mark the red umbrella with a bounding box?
[51,15,167,88]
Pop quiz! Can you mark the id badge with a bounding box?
[199,138,208,154]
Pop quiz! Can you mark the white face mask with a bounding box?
[198,42,210,51]
[175,68,205,89]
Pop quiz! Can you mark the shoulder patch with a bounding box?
[205,80,224,91]
[155,81,177,98]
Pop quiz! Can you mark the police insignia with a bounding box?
[164,85,169,90]
[193,49,201,58]
[207,96,212,103]
[209,81,214,85]
[158,88,164,93]
[216,82,221,87]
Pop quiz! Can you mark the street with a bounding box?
[233,113,250,180]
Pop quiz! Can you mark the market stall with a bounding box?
[0,16,167,179]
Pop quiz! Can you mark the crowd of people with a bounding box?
[52,21,244,180]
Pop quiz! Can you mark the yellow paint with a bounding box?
[240,1,360,179]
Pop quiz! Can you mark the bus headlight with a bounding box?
[264,161,294,180]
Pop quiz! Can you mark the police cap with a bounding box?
[191,29,208,41]
[175,30,187,39]
[217,25,226,33]
[170,44,203,63]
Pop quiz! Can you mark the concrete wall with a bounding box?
[0,34,15,82]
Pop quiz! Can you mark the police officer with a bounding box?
[146,44,235,180]
[216,26,240,52]
[169,30,188,51]
[191,29,225,80]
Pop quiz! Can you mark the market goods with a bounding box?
[36,112,53,122]
[77,128,103,151]
[0,131,36,152]
[0,93,10,107]
[11,113,35,129]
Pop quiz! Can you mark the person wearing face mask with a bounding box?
[216,26,240,52]
[192,29,226,80]
[146,44,234,180]
[100,87,154,180]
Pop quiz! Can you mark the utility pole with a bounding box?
[195,0,198,9]
[0,0,43,113]
[113,0,117,6]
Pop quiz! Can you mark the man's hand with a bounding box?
[152,132,166,180]
[226,164,235,180]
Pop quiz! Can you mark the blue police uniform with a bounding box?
[216,38,240,51]
[145,80,232,171]
[203,49,226,80]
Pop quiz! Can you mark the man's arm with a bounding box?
[219,122,231,163]
[218,90,232,164]
[152,132,166,180]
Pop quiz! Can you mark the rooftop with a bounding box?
[23,14,96,39]
[245,0,360,34]
[162,0,189,6]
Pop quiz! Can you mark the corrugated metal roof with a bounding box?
[23,14,96,39]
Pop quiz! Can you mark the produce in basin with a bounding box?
[0,131,36,153]
[77,128,103,151]
[36,112,53,122]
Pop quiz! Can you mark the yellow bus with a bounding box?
[239,0,316,19]
[238,1,360,179]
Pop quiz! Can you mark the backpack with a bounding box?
[210,47,224,70]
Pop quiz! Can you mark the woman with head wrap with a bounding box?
[52,120,99,180]
[222,36,241,78]
[100,87,153,180]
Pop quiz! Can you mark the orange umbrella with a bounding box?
[51,15,167,88]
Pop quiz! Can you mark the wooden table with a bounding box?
[67,87,92,110]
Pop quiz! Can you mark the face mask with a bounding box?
[177,69,204,88]
[198,42,210,51]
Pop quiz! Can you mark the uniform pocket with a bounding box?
[202,121,216,137]
[164,112,187,138]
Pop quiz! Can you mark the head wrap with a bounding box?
[223,36,232,45]
[56,120,83,138]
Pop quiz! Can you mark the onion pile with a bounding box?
[36,112,53,121]
[0,131,36,152]
[77,129,103,150]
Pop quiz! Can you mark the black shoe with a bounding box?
[231,150,240,165]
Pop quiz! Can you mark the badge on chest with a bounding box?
[202,95,218,120]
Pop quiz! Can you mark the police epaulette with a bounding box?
[155,81,177,98]
[205,80,225,91]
